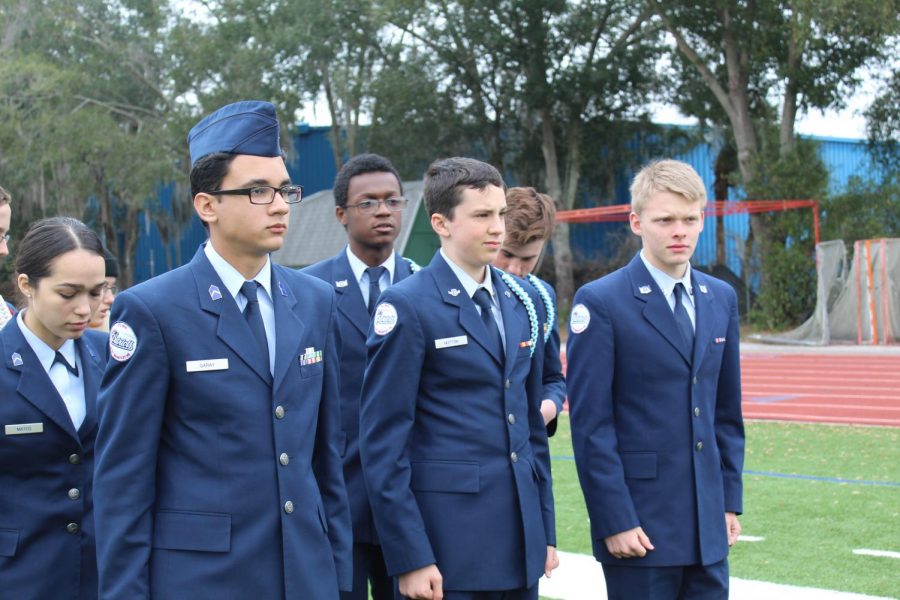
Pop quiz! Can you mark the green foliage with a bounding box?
[821,175,900,242]
[746,137,828,329]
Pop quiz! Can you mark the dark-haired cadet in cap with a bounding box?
[301,153,416,600]
[93,101,352,599]
[88,248,118,332]
[0,216,107,599]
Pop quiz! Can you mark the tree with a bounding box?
[383,0,665,310]
[0,0,184,286]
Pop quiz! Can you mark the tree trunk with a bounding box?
[322,70,344,171]
[539,110,574,313]
[780,15,803,155]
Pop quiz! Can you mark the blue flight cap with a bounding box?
[188,100,282,166]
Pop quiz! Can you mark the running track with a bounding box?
[560,348,900,427]
[740,352,900,427]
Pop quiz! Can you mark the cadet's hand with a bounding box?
[540,400,558,425]
[605,526,655,558]
[725,512,741,546]
[544,545,559,578]
[399,564,443,599]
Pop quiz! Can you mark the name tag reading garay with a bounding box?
[435,335,468,349]
[186,358,230,373]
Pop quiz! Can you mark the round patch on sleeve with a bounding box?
[569,303,591,334]
[109,321,138,362]
[372,302,398,336]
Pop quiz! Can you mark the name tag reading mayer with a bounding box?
[5,422,43,435]
[435,335,468,349]
[186,358,229,373]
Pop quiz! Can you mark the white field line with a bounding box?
[738,535,765,542]
[852,548,900,559]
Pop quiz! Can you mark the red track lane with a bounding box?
[559,348,900,426]
[740,353,900,426]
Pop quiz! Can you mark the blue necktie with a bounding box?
[366,266,387,315]
[53,351,79,377]
[241,281,270,369]
[473,288,503,360]
[673,283,694,355]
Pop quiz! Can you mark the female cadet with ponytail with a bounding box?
[0,216,107,599]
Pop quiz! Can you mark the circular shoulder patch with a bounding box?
[569,303,591,334]
[372,302,398,336]
[109,321,138,362]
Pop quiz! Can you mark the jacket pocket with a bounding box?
[621,452,657,480]
[153,510,231,552]
[0,528,18,557]
[411,460,480,493]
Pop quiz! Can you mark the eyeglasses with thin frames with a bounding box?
[207,185,303,205]
[343,197,408,214]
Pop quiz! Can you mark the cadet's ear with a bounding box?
[194,193,218,226]
[336,205,349,227]
[431,212,450,238]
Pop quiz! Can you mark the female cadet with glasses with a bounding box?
[0,216,108,599]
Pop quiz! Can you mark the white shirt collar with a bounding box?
[439,249,496,304]
[16,310,78,372]
[345,246,395,285]
[204,242,273,302]
[639,250,694,305]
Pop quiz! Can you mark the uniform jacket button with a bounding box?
[68,488,81,500]
[284,501,294,514]
[510,451,518,463]
[279,453,290,466]
[274,406,285,419]
[68,453,81,465]
[66,523,80,534]
[696,441,704,451]
[507,413,516,425]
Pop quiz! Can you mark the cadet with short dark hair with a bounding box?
[302,153,415,600]
[93,100,352,599]
[360,157,559,600]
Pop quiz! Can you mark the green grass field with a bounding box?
[549,415,900,598]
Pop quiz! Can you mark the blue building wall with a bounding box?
[133,126,880,283]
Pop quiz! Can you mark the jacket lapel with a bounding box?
[691,272,717,370]
[75,335,101,441]
[628,256,692,365]
[272,268,306,393]
[191,249,272,385]
[2,323,80,442]
[394,254,415,283]
[333,253,370,337]
[429,253,503,366]
[494,269,526,375]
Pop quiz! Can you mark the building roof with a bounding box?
[272,180,425,268]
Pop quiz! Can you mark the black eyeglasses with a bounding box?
[207,185,303,205]
[344,197,408,214]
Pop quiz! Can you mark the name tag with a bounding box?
[435,335,468,349]
[186,358,229,373]
[5,422,43,435]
